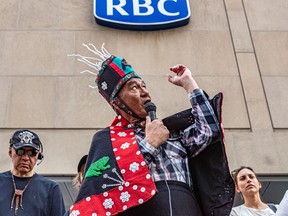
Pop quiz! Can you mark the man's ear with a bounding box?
[8,147,12,158]
[236,185,241,193]
[258,180,262,189]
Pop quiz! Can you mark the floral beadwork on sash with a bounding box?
[69,115,156,216]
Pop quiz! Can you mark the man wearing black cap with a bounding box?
[68,45,234,216]
[0,129,66,216]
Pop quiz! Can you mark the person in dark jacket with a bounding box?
[68,44,234,216]
[0,129,66,216]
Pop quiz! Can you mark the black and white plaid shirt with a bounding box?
[135,88,220,187]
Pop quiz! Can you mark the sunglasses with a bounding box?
[15,148,38,157]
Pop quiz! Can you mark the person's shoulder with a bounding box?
[92,127,110,140]
[0,170,11,177]
[232,204,244,210]
[94,127,110,135]
[0,171,11,182]
[267,203,278,213]
[231,205,245,214]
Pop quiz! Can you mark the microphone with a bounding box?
[144,102,157,121]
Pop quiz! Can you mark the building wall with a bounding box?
[1,0,288,175]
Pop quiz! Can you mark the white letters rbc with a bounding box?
[107,0,179,16]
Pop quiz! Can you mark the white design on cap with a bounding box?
[101,81,108,90]
[19,131,35,144]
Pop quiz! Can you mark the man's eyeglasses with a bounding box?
[15,149,38,157]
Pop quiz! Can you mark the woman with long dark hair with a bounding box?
[230,166,277,216]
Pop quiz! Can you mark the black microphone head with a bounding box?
[144,102,156,113]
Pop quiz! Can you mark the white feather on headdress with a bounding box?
[68,43,111,88]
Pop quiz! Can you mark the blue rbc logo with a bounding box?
[94,0,191,30]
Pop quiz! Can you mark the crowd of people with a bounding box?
[0,45,287,216]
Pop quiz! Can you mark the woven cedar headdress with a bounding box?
[69,43,142,119]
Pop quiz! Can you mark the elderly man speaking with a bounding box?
[68,44,234,216]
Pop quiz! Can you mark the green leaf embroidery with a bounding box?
[85,156,111,178]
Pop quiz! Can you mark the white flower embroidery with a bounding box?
[101,81,108,90]
[120,191,131,202]
[129,162,139,172]
[103,198,114,209]
[117,132,127,137]
[121,142,130,149]
[92,213,97,216]
[70,210,80,216]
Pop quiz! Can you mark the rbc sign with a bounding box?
[94,0,191,30]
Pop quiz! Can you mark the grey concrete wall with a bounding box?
[0,0,288,175]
